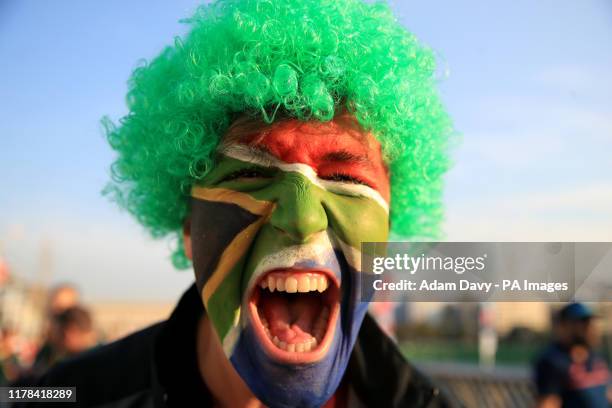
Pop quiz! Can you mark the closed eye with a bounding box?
[320,173,373,188]
[219,168,271,183]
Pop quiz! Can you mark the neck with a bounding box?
[196,315,266,408]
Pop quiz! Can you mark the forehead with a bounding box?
[222,115,386,169]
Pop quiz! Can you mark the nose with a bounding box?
[268,172,328,243]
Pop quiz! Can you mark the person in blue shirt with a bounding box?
[534,303,611,408]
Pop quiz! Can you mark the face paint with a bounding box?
[189,118,389,408]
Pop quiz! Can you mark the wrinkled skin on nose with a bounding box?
[185,117,390,408]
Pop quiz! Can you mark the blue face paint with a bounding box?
[189,186,376,406]
[189,128,389,407]
[229,246,370,408]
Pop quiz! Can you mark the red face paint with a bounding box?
[232,116,390,202]
[191,114,391,408]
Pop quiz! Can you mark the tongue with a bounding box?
[259,292,322,344]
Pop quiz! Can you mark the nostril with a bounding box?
[267,190,328,243]
[271,221,324,244]
[273,225,287,235]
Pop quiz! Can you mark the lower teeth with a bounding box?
[259,307,329,353]
[272,335,317,352]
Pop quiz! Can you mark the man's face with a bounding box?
[185,114,389,407]
[62,325,97,355]
[49,287,79,315]
[566,318,600,348]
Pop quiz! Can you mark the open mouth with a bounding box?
[248,269,340,364]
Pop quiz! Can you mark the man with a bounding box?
[1,327,20,385]
[534,303,611,408]
[23,306,97,380]
[46,285,80,317]
[28,284,82,378]
[24,0,453,406]
[49,306,98,360]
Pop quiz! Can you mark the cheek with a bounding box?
[322,195,389,246]
[238,226,286,293]
[189,196,266,292]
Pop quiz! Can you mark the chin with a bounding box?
[227,254,370,408]
[231,315,345,408]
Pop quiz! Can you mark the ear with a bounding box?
[183,218,193,260]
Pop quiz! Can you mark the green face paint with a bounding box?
[188,118,390,407]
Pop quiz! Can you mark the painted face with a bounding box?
[187,115,390,408]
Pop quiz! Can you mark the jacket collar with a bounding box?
[152,284,444,407]
[153,284,211,406]
[348,314,444,407]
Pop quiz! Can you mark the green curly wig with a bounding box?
[104,0,453,268]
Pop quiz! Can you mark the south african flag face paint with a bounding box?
[187,117,389,408]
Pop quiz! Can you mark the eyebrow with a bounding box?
[217,143,277,167]
[219,144,372,170]
[321,150,370,165]
[247,144,276,165]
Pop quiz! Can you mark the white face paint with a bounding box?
[219,144,389,213]
[221,229,363,355]
[245,231,339,292]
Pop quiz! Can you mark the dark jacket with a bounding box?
[17,285,456,407]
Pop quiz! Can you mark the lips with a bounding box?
[248,269,340,364]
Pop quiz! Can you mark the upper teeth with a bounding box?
[260,274,329,293]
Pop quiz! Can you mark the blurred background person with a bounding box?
[12,305,99,388]
[46,283,80,316]
[50,306,98,358]
[0,326,20,385]
[27,284,83,377]
[0,257,8,289]
[534,303,611,408]
[28,305,97,378]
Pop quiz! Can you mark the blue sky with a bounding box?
[1,0,611,300]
